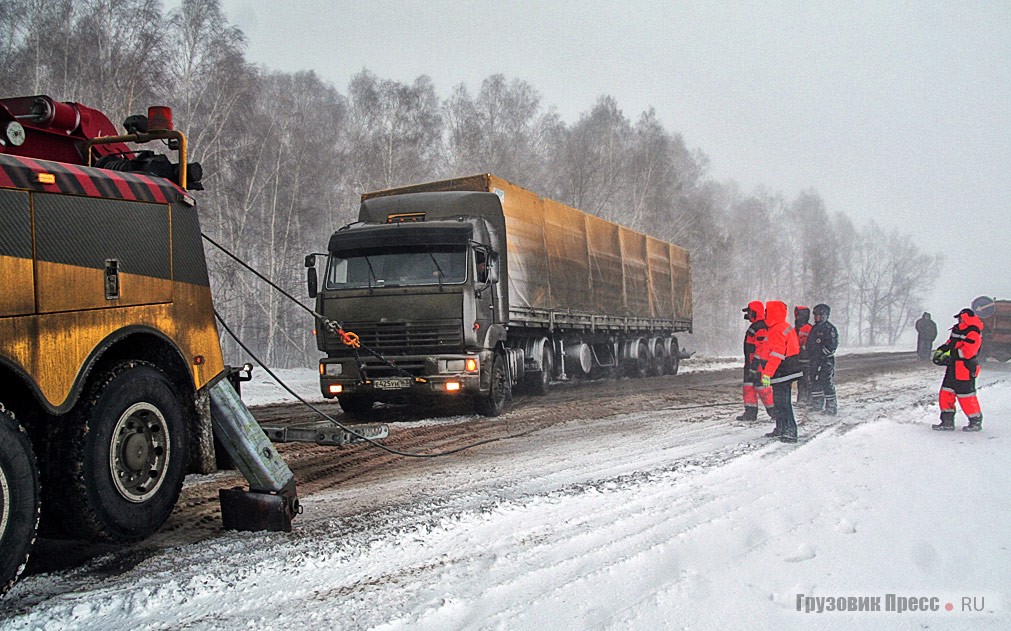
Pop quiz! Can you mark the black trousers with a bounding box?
[811,357,836,413]
[772,381,797,439]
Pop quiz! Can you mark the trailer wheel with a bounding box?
[650,339,667,377]
[47,361,186,542]
[668,337,681,375]
[338,394,375,417]
[626,340,650,379]
[0,409,40,597]
[994,348,1011,363]
[475,352,510,416]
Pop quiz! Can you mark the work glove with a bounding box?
[761,374,771,388]
[932,349,950,366]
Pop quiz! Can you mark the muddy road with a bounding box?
[20,351,928,580]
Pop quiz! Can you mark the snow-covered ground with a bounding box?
[3,355,1008,630]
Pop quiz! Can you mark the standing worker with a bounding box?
[737,301,777,423]
[915,312,937,361]
[932,308,985,431]
[756,300,803,442]
[809,303,839,415]
[794,305,813,406]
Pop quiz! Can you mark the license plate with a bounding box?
[373,377,412,390]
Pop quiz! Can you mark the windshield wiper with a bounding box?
[363,255,377,290]
[428,251,445,289]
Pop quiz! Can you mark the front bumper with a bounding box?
[319,354,484,399]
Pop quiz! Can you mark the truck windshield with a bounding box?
[326,246,467,289]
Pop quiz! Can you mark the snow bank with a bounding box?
[4,362,1007,630]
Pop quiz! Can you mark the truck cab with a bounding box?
[313,192,519,416]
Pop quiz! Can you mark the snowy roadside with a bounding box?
[5,356,1007,630]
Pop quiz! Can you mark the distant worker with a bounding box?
[809,303,839,415]
[737,301,777,422]
[794,305,813,406]
[932,308,984,432]
[915,312,937,361]
[756,300,802,442]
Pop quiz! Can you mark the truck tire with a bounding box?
[475,352,510,417]
[46,361,186,542]
[668,337,681,375]
[523,344,553,396]
[338,394,375,417]
[1,409,41,597]
[650,338,667,377]
[626,339,650,379]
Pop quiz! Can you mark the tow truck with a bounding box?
[0,94,384,596]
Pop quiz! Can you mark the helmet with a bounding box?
[813,303,830,318]
[955,308,975,319]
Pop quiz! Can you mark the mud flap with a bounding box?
[208,379,299,532]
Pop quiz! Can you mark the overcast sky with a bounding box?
[217,0,1010,327]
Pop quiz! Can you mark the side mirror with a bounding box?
[304,254,316,268]
[307,267,318,298]
[486,252,500,283]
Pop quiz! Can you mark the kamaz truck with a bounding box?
[309,174,693,417]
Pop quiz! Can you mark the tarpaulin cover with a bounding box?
[362,174,692,322]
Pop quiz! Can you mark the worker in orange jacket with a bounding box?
[737,301,776,422]
[932,308,985,431]
[756,300,803,442]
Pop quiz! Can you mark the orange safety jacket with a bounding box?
[941,310,984,381]
[758,300,802,384]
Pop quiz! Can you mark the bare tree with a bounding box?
[346,70,444,192]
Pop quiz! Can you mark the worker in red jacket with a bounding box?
[794,305,813,406]
[737,301,776,422]
[932,308,985,431]
[756,300,803,442]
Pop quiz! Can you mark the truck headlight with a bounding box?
[322,363,343,376]
[439,358,479,373]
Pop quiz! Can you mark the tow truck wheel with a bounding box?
[0,409,41,596]
[475,352,510,417]
[338,394,375,417]
[48,361,186,542]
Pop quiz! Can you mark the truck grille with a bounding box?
[340,319,463,354]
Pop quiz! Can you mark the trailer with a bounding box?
[309,174,692,417]
[976,298,1011,362]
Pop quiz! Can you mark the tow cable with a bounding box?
[202,233,424,385]
[203,233,555,458]
[202,234,743,457]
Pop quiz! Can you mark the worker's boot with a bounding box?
[825,395,838,416]
[764,412,782,438]
[735,407,757,421]
[962,415,983,432]
[932,411,956,431]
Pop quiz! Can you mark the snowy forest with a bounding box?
[0,0,942,366]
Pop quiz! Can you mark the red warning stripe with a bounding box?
[0,154,181,204]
